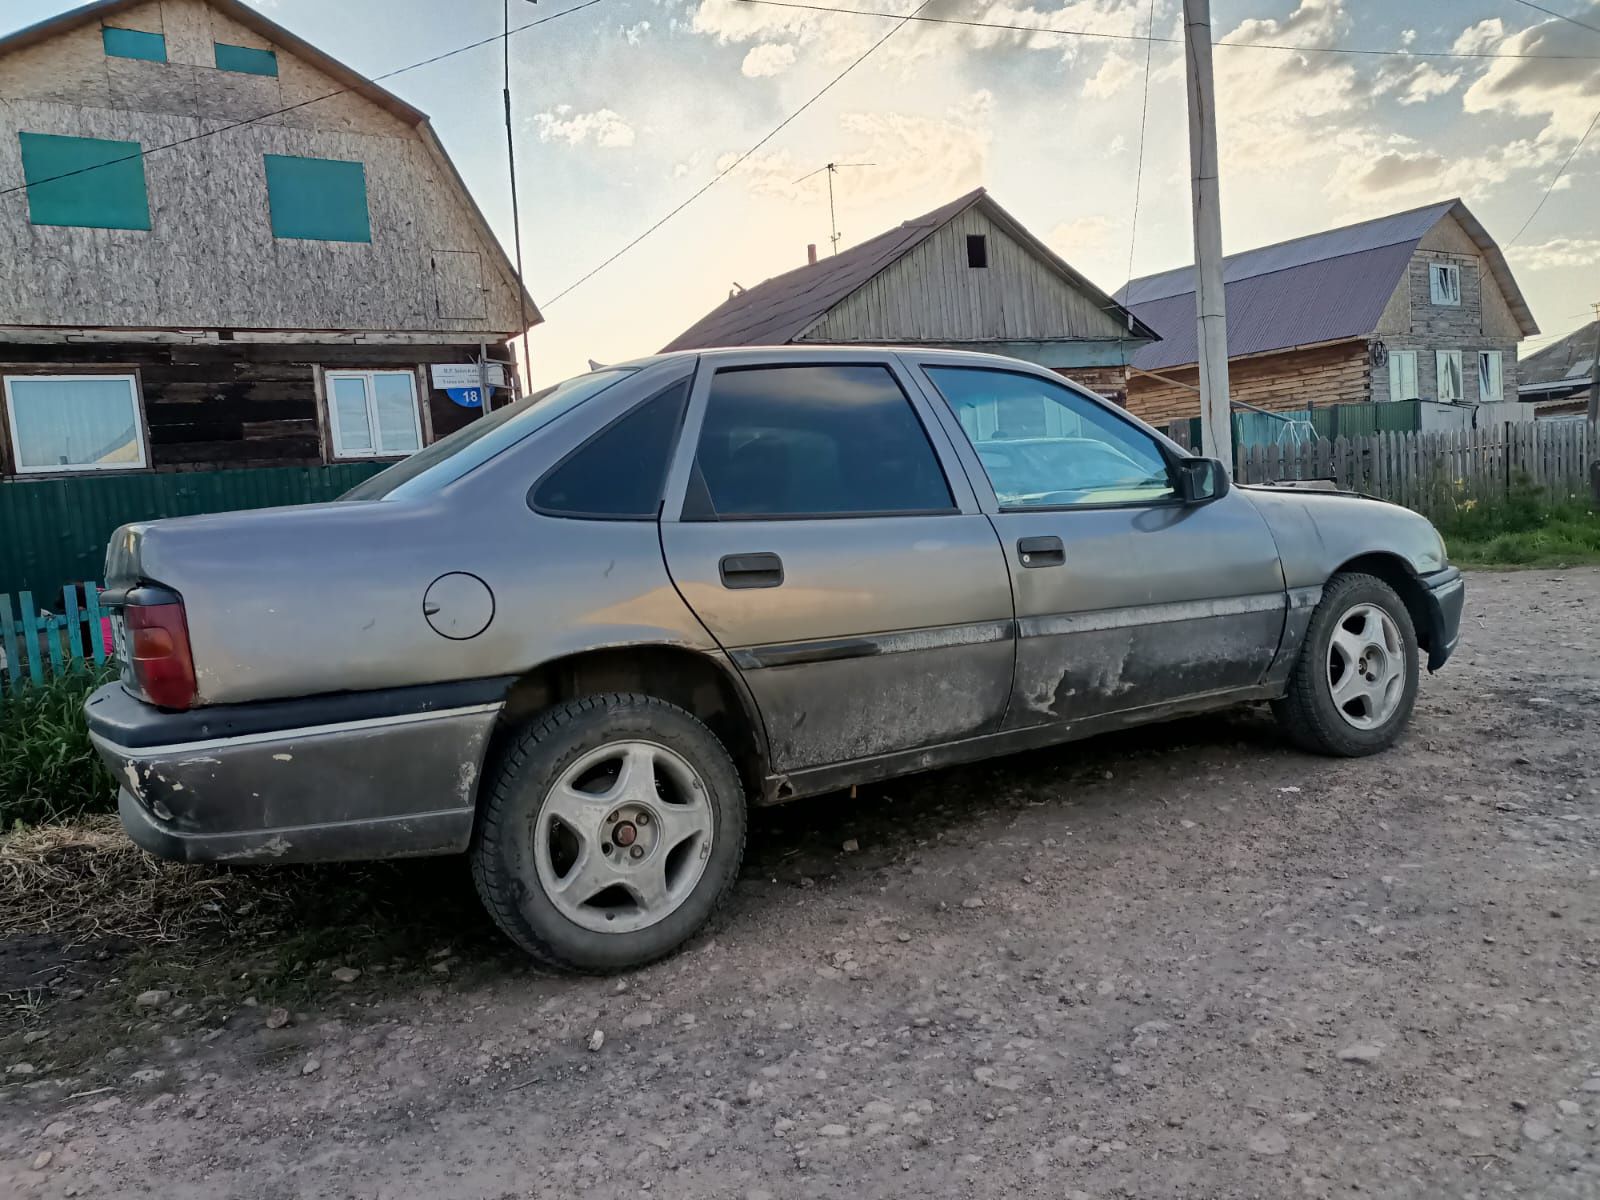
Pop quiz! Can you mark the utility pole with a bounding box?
[1182,0,1232,470]
[502,0,535,404]
[1587,300,1600,426]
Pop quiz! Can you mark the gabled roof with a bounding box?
[1518,320,1597,394]
[1119,199,1537,372]
[661,187,1155,351]
[0,0,541,331]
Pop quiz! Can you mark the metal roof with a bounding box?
[661,188,1155,351]
[1518,320,1598,392]
[1119,199,1538,372]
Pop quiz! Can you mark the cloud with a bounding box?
[1048,214,1118,257]
[1458,5,1600,139]
[1356,151,1446,192]
[1508,237,1600,270]
[723,101,990,208]
[1083,50,1141,100]
[1397,64,1461,105]
[741,42,798,77]
[623,20,651,45]
[532,106,637,148]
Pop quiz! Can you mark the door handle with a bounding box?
[1017,535,1064,568]
[719,552,784,589]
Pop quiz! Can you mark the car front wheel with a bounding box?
[1273,572,1421,757]
[471,693,747,973]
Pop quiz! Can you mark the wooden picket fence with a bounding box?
[0,582,116,703]
[1231,421,1595,519]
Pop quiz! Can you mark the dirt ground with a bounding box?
[2,567,1598,1200]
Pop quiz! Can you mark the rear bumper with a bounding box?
[1421,566,1464,672]
[87,682,503,864]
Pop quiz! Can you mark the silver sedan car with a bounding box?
[87,347,1463,972]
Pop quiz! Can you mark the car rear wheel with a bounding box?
[1273,572,1420,757]
[471,693,747,973]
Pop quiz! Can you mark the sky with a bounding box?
[4,0,1599,387]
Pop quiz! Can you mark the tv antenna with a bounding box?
[793,162,874,255]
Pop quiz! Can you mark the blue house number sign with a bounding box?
[446,387,483,409]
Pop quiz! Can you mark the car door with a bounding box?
[911,360,1286,728]
[659,354,1015,773]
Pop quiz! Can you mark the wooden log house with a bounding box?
[0,0,537,483]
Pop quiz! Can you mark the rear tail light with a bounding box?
[124,592,197,711]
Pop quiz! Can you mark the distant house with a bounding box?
[0,0,538,593]
[1118,200,1539,428]
[662,188,1155,404]
[1518,320,1597,419]
[0,0,536,479]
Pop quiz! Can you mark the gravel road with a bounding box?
[3,567,1598,1199]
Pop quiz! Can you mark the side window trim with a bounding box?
[526,376,692,520]
[911,362,1185,515]
[662,356,979,522]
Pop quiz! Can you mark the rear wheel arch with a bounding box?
[1329,552,1435,659]
[487,645,768,802]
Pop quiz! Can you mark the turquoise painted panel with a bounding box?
[263,155,371,243]
[102,27,167,61]
[19,132,151,231]
[0,463,386,601]
[214,42,278,76]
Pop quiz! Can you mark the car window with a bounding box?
[925,367,1176,508]
[341,368,636,500]
[692,365,953,519]
[530,381,688,518]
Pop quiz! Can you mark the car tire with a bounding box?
[1273,572,1420,757]
[470,693,747,973]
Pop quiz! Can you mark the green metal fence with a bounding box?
[1178,400,1430,450]
[0,463,384,600]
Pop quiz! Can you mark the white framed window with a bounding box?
[2,373,147,474]
[1436,350,1464,403]
[1386,350,1418,402]
[1429,262,1461,306]
[324,370,423,459]
[1478,350,1503,404]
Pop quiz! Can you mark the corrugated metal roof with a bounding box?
[1122,201,1453,306]
[1120,199,1538,372]
[661,188,1154,351]
[1519,321,1598,389]
[1127,243,1415,371]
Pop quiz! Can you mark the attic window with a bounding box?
[215,43,279,77]
[966,234,988,269]
[1429,262,1460,306]
[102,27,167,62]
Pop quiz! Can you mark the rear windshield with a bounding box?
[341,368,636,501]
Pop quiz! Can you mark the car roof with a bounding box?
[611,345,1061,371]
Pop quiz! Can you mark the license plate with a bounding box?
[111,613,129,663]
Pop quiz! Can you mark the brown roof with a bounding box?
[1519,320,1597,394]
[662,188,1155,351]
[0,0,541,331]
[1119,199,1538,372]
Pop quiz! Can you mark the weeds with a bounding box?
[0,666,119,830]
[1435,479,1600,568]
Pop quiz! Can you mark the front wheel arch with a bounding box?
[1329,551,1437,664]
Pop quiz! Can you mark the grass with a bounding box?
[1434,489,1600,568]
[0,665,119,830]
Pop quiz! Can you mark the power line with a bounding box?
[543,0,934,305]
[731,0,1600,59]
[1123,0,1157,291]
[0,0,605,202]
[1505,107,1600,247]
[1508,0,1600,38]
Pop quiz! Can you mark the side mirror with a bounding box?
[1175,456,1230,504]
